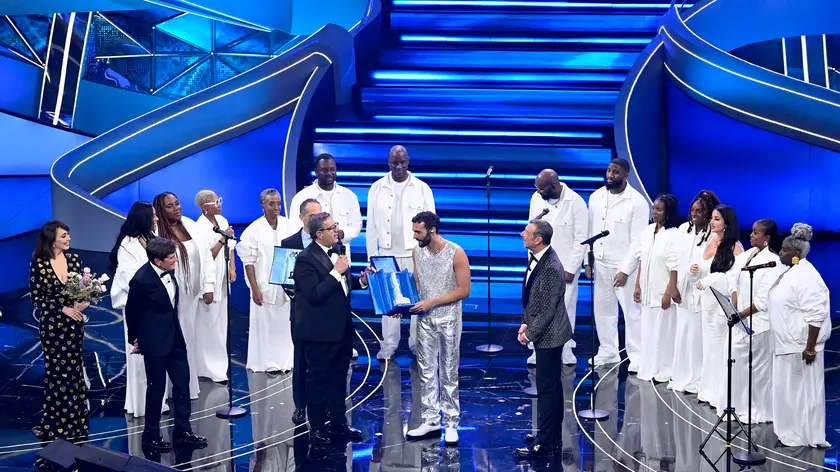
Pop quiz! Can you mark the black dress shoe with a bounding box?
[142,437,173,452]
[523,433,536,444]
[310,429,332,448]
[332,424,363,442]
[173,432,207,447]
[292,408,306,424]
[514,443,552,459]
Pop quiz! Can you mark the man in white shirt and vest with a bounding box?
[584,158,649,371]
[527,169,588,366]
[366,145,436,359]
[289,154,363,256]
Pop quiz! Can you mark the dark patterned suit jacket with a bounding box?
[521,246,573,349]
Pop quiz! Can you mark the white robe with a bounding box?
[111,237,168,417]
[237,216,295,372]
[768,259,831,448]
[194,214,234,382]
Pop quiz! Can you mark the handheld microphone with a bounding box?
[338,243,346,256]
[213,226,235,240]
[535,208,550,220]
[742,261,776,271]
[486,166,494,178]
[581,230,610,246]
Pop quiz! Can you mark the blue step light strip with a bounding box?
[314,128,603,139]
[392,1,691,8]
[371,70,626,83]
[309,171,604,182]
[399,35,652,45]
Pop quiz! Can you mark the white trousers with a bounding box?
[731,330,773,423]
[177,293,201,399]
[772,351,830,447]
[246,300,294,372]
[195,293,229,382]
[637,304,675,382]
[592,261,641,366]
[381,256,418,352]
[668,303,703,393]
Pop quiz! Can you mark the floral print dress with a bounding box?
[29,253,89,441]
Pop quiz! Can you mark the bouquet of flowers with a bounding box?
[63,267,110,304]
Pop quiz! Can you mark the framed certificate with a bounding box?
[269,247,301,288]
[370,255,400,273]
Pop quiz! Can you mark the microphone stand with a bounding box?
[215,231,247,419]
[577,242,608,421]
[476,169,502,353]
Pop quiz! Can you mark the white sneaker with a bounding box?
[444,427,459,446]
[406,422,441,439]
[376,349,394,360]
[562,351,577,366]
[527,352,537,365]
[352,348,359,358]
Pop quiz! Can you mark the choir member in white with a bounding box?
[585,158,649,370]
[633,194,680,383]
[528,169,587,366]
[668,190,719,394]
[769,223,831,448]
[237,188,295,373]
[694,205,743,409]
[193,190,236,383]
[731,219,782,424]
[366,145,435,359]
[153,192,216,399]
[109,201,167,417]
[289,153,362,255]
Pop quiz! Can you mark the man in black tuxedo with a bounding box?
[280,197,321,425]
[293,212,370,447]
[125,238,207,452]
[515,220,573,459]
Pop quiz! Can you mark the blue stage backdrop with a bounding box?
[101,113,292,224]
[666,81,840,233]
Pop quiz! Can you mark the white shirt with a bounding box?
[637,224,679,307]
[767,259,831,354]
[733,247,781,336]
[586,184,650,275]
[525,246,549,284]
[151,263,176,307]
[237,216,296,306]
[675,222,710,304]
[111,236,148,310]
[319,242,350,295]
[195,214,234,300]
[528,185,588,275]
[289,182,362,245]
[366,172,436,258]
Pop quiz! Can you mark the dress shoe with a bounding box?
[332,424,363,442]
[406,422,441,440]
[514,443,552,459]
[351,348,359,358]
[173,432,207,447]
[523,433,536,444]
[142,437,173,452]
[310,429,332,448]
[292,408,306,424]
[444,428,459,446]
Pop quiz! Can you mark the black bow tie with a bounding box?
[160,270,174,279]
[328,247,342,256]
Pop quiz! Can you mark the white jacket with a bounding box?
[110,237,148,310]
[528,185,587,275]
[586,184,650,275]
[733,246,781,336]
[366,172,435,258]
[636,224,680,307]
[289,182,362,244]
[236,216,296,306]
[181,216,216,296]
[195,214,234,300]
[768,259,831,354]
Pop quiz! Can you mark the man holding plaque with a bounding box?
[294,212,371,448]
[405,211,470,446]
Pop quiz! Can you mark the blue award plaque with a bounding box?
[368,269,420,316]
[269,247,301,288]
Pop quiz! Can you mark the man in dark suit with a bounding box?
[294,212,370,447]
[280,197,321,425]
[125,238,207,452]
[515,219,573,459]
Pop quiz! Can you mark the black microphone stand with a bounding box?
[577,242,608,421]
[215,231,246,419]
[477,169,502,353]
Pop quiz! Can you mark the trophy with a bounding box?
[392,271,412,307]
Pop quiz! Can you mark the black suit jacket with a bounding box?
[521,247,573,349]
[125,263,184,358]
[280,229,305,250]
[294,241,362,343]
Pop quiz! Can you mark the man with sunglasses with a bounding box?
[293,212,373,448]
[527,169,588,367]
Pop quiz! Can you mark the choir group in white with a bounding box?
[110,148,830,451]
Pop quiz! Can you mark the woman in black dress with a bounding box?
[29,221,90,441]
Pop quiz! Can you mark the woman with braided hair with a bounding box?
[668,190,719,393]
[153,192,216,399]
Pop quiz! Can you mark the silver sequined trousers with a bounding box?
[414,241,463,428]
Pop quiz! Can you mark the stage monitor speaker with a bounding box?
[35,439,81,472]
[122,455,177,472]
[75,445,130,472]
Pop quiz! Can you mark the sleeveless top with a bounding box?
[414,240,462,320]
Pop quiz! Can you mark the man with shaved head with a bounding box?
[527,169,588,366]
[367,145,436,359]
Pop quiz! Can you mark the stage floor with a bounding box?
[0,236,839,471]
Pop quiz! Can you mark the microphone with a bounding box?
[535,208,550,220]
[486,166,494,178]
[338,243,346,256]
[742,261,776,271]
[213,226,235,240]
[580,230,610,246]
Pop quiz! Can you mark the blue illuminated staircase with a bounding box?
[311,0,675,319]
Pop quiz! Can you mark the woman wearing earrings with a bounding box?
[769,223,830,447]
[669,190,719,393]
[109,201,169,417]
[194,190,236,383]
[731,219,782,424]
[30,221,90,441]
[694,205,743,409]
[634,194,681,382]
[153,192,217,399]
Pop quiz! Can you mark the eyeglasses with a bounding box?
[202,197,222,208]
[319,223,339,232]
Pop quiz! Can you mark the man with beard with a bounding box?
[405,211,470,446]
[584,158,649,370]
[526,169,587,366]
